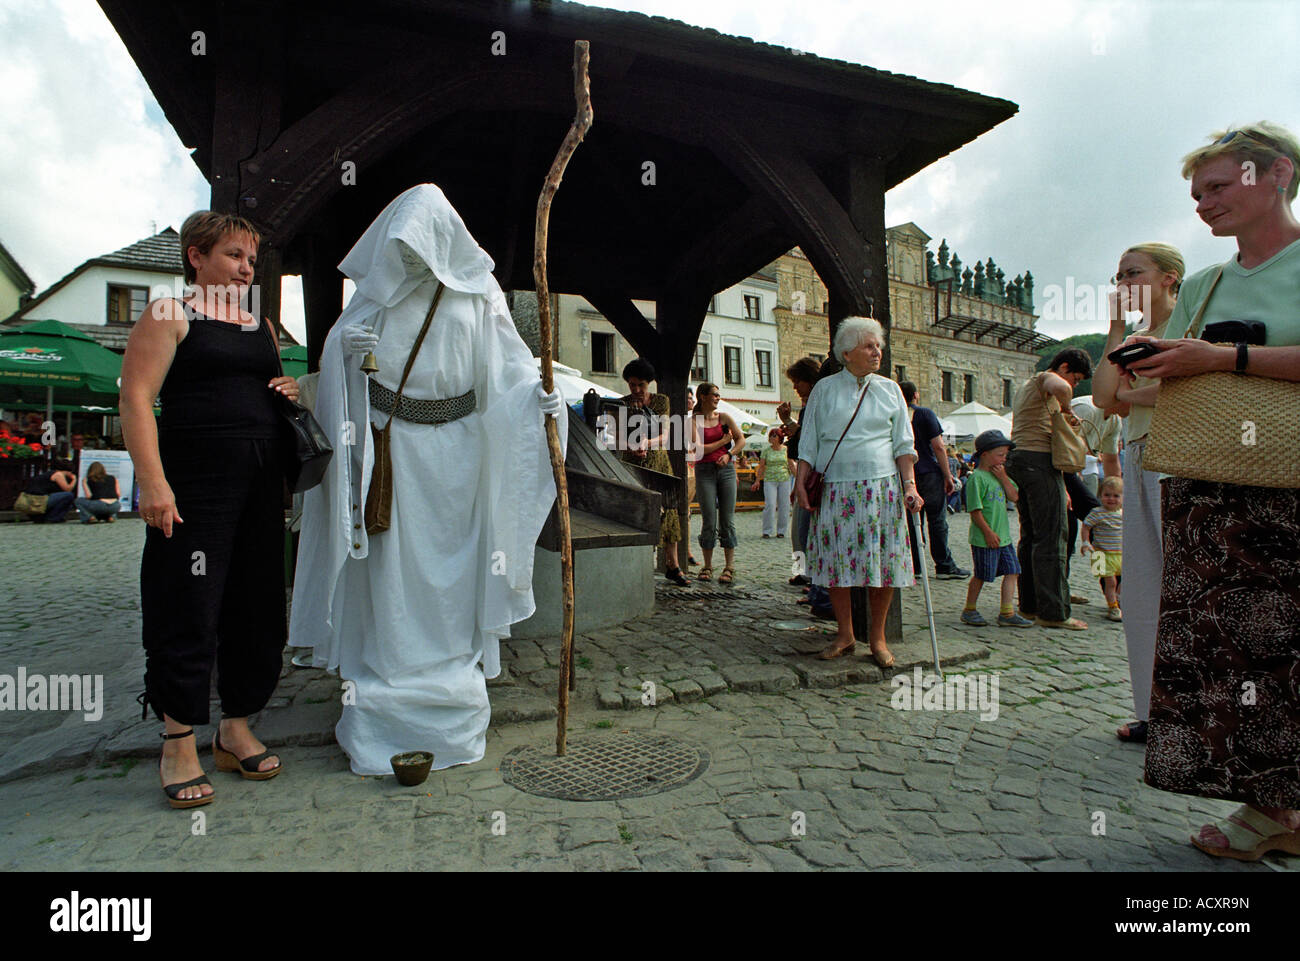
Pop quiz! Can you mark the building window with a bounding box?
[822,301,829,315]
[743,295,761,320]
[895,365,906,383]
[1003,378,1013,408]
[591,331,615,374]
[755,349,772,388]
[724,345,742,385]
[963,374,974,404]
[107,284,149,324]
[941,371,953,403]
[810,353,825,365]
[691,342,709,382]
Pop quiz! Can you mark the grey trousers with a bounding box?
[696,461,738,550]
[1122,440,1162,721]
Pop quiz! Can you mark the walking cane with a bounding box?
[906,500,944,679]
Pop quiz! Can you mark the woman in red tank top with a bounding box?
[691,383,745,583]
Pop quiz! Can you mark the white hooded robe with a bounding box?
[289,184,564,774]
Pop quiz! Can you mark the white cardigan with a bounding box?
[798,369,916,482]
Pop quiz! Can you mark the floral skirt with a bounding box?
[807,476,915,589]
[1144,479,1300,808]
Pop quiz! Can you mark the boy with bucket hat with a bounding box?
[961,430,1033,628]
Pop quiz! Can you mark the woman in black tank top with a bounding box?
[120,211,301,810]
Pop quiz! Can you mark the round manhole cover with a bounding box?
[501,732,710,801]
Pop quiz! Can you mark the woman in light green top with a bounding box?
[1117,122,1300,862]
[1092,242,1183,747]
[750,427,792,537]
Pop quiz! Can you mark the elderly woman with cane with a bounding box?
[795,316,923,664]
[1122,122,1300,861]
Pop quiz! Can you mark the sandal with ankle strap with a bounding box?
[718,567,735,584]
[160,729,214,809]
[213,730,281,781]
[697,567,713,581]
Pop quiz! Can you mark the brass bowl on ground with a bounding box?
[390,751,434,786]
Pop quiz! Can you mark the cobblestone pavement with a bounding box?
[0,509,1293,871]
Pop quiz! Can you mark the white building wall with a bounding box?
[697,277,781,425]
[556,274,782,425]
[23,266,181,325]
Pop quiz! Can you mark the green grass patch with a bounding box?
[37,836,55,845]
[618,823,633,844]
[92,758,139,780]
[590,720,614,729]
[577,656,592,670]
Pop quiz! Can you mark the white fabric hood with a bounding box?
[338,183,498,305]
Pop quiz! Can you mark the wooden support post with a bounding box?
[827,153,903,650]
[302,236,344,373]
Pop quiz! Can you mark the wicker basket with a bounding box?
[1144,370,1300,489]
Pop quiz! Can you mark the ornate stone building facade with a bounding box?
[773,224,1051,417]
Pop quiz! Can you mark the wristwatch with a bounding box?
[1235,342,1248,373]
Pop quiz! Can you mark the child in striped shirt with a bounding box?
[1081,476,1123,621]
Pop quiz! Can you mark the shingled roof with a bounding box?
[2,228,182,328]
[98,227,182,272]
[2,227,297,348]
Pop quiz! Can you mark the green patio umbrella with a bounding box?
[0,319,124,429]
[280,344,308,380]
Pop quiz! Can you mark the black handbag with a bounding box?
[264,321,332,492]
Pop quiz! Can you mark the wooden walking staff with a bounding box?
[536,40,593,756]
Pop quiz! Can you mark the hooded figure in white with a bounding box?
[290,184,565,774]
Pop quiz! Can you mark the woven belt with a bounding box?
[369,378,476,425]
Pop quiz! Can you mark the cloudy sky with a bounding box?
[2,0,1297,342]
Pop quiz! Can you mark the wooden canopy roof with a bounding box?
[99,0,1016,377]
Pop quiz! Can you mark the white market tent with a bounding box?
[534,357,622,404]
[943,401,1012,440]
[689,384,769,434]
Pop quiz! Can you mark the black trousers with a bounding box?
[140,436,286,725]
[1064,471,1101,577]
[1006,449,1070,622]
[910,470,958,573]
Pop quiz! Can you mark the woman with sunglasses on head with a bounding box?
[1092,243,1184,747]
[1119,123,1300,861]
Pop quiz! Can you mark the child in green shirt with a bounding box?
[961,431,1032,628]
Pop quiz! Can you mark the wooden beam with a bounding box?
[579,290,661,365]
[715,124,873,324]
[662,196,775,284]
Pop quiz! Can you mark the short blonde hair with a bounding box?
[1181,122,1300,203]
[1123,243,1185,295]
[1100,476,1123,495]
[180,211,260,284]
[832,316,884,364]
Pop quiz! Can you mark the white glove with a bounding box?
[342,326,378,356]
[537,384,564,418]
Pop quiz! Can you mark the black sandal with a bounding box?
[213,730,281,780]
[1116,720,1147,743]
[665,567,690,587]
[160,729,214,809]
